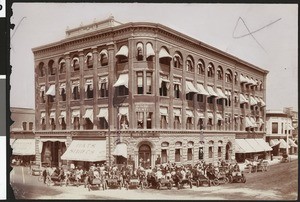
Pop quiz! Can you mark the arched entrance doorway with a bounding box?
[225,142,232,161]
[138,144,151,169]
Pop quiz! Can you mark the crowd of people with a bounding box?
[40,160,243,189]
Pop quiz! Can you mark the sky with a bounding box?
[10,3,298,111]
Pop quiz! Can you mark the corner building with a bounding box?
[32,16,269,169]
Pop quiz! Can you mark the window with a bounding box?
[234,72,238,84]
[218,146,222,158]
[50,118,56,130]
[145,73,152,94]
[217,67,223,80]
[217,120,222,130]
[160,115,168,129]
[160,81,168,96]
[38,63,45,77]
[173,53,182,69]
[161,149,168,163]
[207,64,214,77]
[187,148,193,161]
[207,97,214,104]
[137,72,144,94]
[118,86,129,96]
[197,61,205,74]
[41,118,46,130]
[281,123,284,134]
[85,52,93,68]
[22,122,27,131]
[186,92,194,101]
[59,83,66,101]
[186,59,194,72]
[207,118,213,128]
[175,149,181,162]
[174,84,180,98]
[85,79,93,99]
[225,70,232,83]
[48,60,55,75]
[73,117,80,130]
[72,57,80,71]
[209,146,213,158]
[59,60,66,74]
[186,117,193,129]
[61,118,66,130]
[120,115,129,129]
[272,122,278,134]
[29,122,33,130]
[73,86,80,100]
[197,94,204,102]
[137,112,144,129]
[136,43,143,61]
[99,77,108,98]
[198,147,204,160]
[48,95,55,103]
[99,49,108,66]
[217,99,223,105]
[174,116,181,129]
[146,112,152,129]
[99,117,108,129]
[40,86,45,103]
[84,118,93,130]
[198,118,204,130]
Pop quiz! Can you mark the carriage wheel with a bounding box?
[214,179,220,186]
[224,177,229,184]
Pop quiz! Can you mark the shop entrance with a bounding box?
[225,142,232,161]
[138,144,151,169]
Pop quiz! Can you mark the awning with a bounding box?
[159,76,170,88]
[207,112,214,119]
[279,139,290,149]
[239,75,247,83]
[112,143,127,158]
[244,139,264,152]
[258,118,264,127]
[83,109,93,122]
[186,110,194,117]
[250,78,257,85]
[98,76,108,90]
[40,112,46,124]
[254,139,273,151]
[250,117,258,127]
[97,108,108,122]
[85,52,93,63]
[84,79,93,92]
[45,84,55,96]
[216,113,223,121]
[71,57,79,67]
[288,139,298,147]
[49,111,56,123]
[186,81,199,94]
[59,83,66,95]
[146,43,155,58]
[270,139,280,147]
[245,117,254,128]
[58,111,66,124]
[119,107,129,116]
[12,139,36,155]
[115,45,128,57]
[113,74,129,88]
[235,139,256,153]
[196,83,209,96]
[160,107,168,116]
[61,140,106,162]
[259,98,266,107]
[207,86,218,97]
[40,138,67,142]
[286,124,294,130]
[249,96,258,106]
[245,77,252,85]
[71,109,80,123]
[196,111,204,118]
[71,81,80,92]
[255,96,261,103]
[216,88,227,99]
[159,47,172,59]
[239,94,248,104]
[173,108,181,123]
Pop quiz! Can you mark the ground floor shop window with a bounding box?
[209,146,213,158]
[175,149,181,162]
[199,147,204,160]
[161,149,168,163]
[187,148,193,161]
[218,146,222,158]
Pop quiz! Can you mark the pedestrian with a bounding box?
[42,167,47,184]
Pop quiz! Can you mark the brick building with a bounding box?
[32,16,270,168]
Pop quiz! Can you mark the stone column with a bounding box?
[78,51,84,130]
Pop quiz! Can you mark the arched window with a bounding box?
[207,63,214,78]
[173,52,183,69]
[38,62,45,77]
[208,140,214,158]
[136,42,144,61]
[234,72,238,84]
[58,58,66,74]
[99,49,108,66]
[225,69,233,83]
[85,52,93,68]
[71,56,80,71]
[197,60,205,75]
[216,66,223,80]
[186,56,194,72]
[48,60,55,75]
[175,141,182,162]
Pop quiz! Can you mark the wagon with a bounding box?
[126,177,140,190]
[106,178,121,189]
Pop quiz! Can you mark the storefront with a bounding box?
[11,138,36,165]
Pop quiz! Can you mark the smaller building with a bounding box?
[266,109,298,156]
[10,107,36,165]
